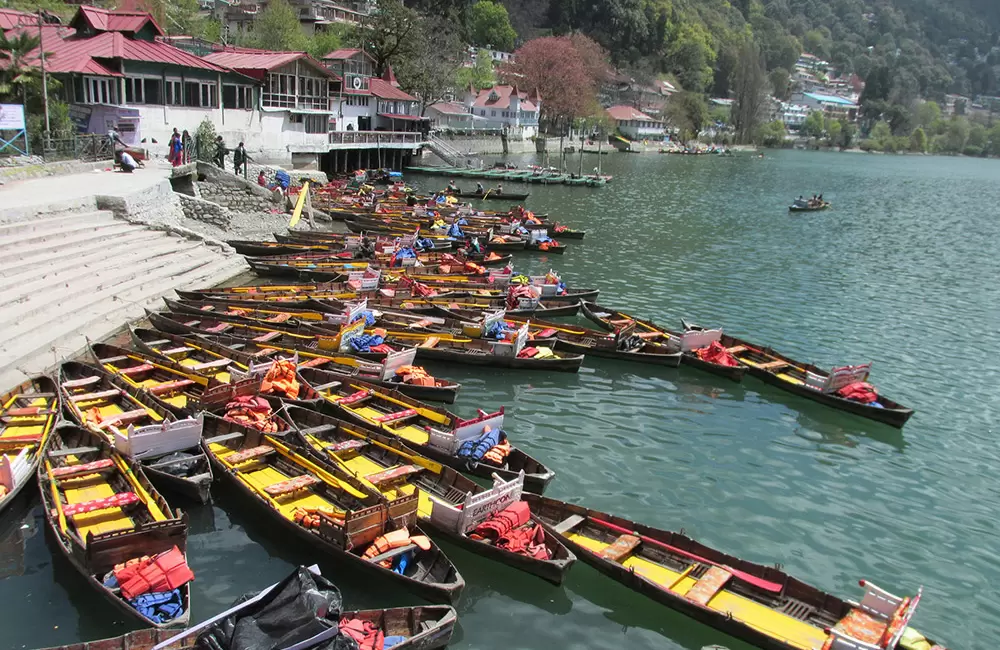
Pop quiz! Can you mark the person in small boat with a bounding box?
[406,192,417,207]
[476,181,485,194]
[495,183,503,195]
[447,179,458,193]
[793,195,807,208]
[358,235,376,259]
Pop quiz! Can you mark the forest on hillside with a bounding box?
[483,0,1000,101]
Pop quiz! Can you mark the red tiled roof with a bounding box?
[429,102,468,115]
[26,31,230,76]
[324,48,371,61]
[71,5,164,37]
[0,8,34,31]
[369,78,416,101]
[204,47,339,80]
[471,85,537,111]
[606,105,657,121]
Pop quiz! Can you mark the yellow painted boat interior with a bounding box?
[59,464,135,538]
[568,533,828,650]
[66,389,163,438]
[102,363,190,410]
[209,440,368,521]
[324,385,451,447]
[173,356,232,384]
[1,394,55,447]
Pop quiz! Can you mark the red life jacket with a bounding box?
[118,546,195,599]
[339,618,384,650]
[471,501,530,542]
[497,522,550,560]
[836,382,878,404]
[696,341,740,367]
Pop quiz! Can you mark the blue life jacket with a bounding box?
[456,428,501,461]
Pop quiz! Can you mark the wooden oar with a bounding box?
[589,517,783,593]
[43,459,70,536]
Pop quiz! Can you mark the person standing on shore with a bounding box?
[214,135,228,169]
[233,142,247,176]
[167,129,182,166]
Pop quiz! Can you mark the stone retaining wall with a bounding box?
[196,181,276,213]
[177,193,232,229]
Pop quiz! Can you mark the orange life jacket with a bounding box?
[261,359,300,399]
[483,440,511,466]
[118,547,195,599]
[339,618,384,650]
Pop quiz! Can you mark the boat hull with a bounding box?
[553,340,682,367]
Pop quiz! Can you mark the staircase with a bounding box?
[0,207,244,389]
[426,135,466,167]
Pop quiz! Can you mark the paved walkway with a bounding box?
[0,163,244,390]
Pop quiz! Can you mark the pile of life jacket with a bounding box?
[836,382,882,407]
[469,501,550,560]
[517,346,556,359]
[224,395,280,433]
[456,427,510,467]
[464,261,486,275]
[261,360,300,399]
[338,618,408,650]
[393,365,435,387]
[447,223,464,238]
[103,546,193,624]
[506,285,538,310]
[415,237,435,250]
[695,341,740,367]
[484,319,514,340]
[292,505,344,529]
[361,527,431,573]
[350,331,389,353]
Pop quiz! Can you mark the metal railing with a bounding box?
[39,133,114,162]
[328,131,424,145]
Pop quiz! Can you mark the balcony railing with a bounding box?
[328,131,425,145]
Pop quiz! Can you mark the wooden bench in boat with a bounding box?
[61,491,139,517]
[756,360,790,371]
[118,364,156,376]
[374,409,418,424]
[51,458,115,479]
[190,359,232,371]
[226,445,275,464]
[297,357,329,369]
[148,380,196,395]
[685,566,732,606]
[48,446,100,459]
[366,464,421,486]
[264,474,320,497]
[310,380,343,392]
[96,409,151,429]
[144,339,172,347]
[99,355,131,365]
[70,389,122,403]
[726,345,748,354]
[62,376,102,389]
[325,439,368,453]
[299,424,339,436]
[553,514,585,534]
[15,392,55,401]
[205,432,244,445]
[253,331,283,342]
[419,337,441,349]
[600,534,641,562]
[336,390,371,405]
[5,406,56,417]
[203,323,232,333]
[160,347,194,356]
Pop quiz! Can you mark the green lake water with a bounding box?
[2,150,997,650]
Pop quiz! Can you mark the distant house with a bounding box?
[606,105,665,140]
[792,91,858,122]
[780,103,810,130]
[461,85,540,138]
[322,49,426,134]
[425,101,478,131]
[208,0,371,38]
[467,46,514,67]
[202,46,341,168]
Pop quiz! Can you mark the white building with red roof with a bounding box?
[606,105,665,140]
[427,84,540,138]
[321,49,426,134]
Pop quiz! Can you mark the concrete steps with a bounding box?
[0,207,243,389]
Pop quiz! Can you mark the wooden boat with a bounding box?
[88,342,218,416]
[38,423,192,628]
[130,326,246,383]
[0,376,59,514]
[227,240,333,257]
[33,599,456,650]
[524,241,567,254]
[681,320,913,428]
[788,201,831,212]
[553,321,682,367]
[286,406,574,584]
[201,415,465,603]
[524,493,942,650]
[581,302,746,382]
[544,224,586,239]
[447,190,530,200]
[296,368,555,493]
[59,361,210,503]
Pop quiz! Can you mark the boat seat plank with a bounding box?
[226,445,275,464]
[375,408,418,424]
[190,359,231,371]
[5,406,56,417]
[366,464,421,486]
[686,566,732,606]
[336,390,372,405]
[145,339,172,347]
[146,455,201,469]
[15,392,55,401]
[62,376,102,389]
[48,446,100,458]
[52,458,115,479]
[756,360,790,371]
[62,491,139,517]
[264,474,320,497]
[70,389,121,403]
[300,424,339,436]
[160,347,194,355]
[148,379,196,395]
[311,380,343,392]
[726,345,748,354]
[205,432,244,444]
[97,409,151,428]
[366,543,418,565]
[553,514,585,534]
[600,534,641,563]
[99,356,131,365]
[118,364,156,376]
[253,331,282,342]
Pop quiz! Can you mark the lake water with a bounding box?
[3,150,998,650]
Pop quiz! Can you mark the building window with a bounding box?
[124,77,143,104]
[80,76,118,105]
[165,80,183,105]
[223,84,253,109]
[491,110,496,117]
[304,114,326,133]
